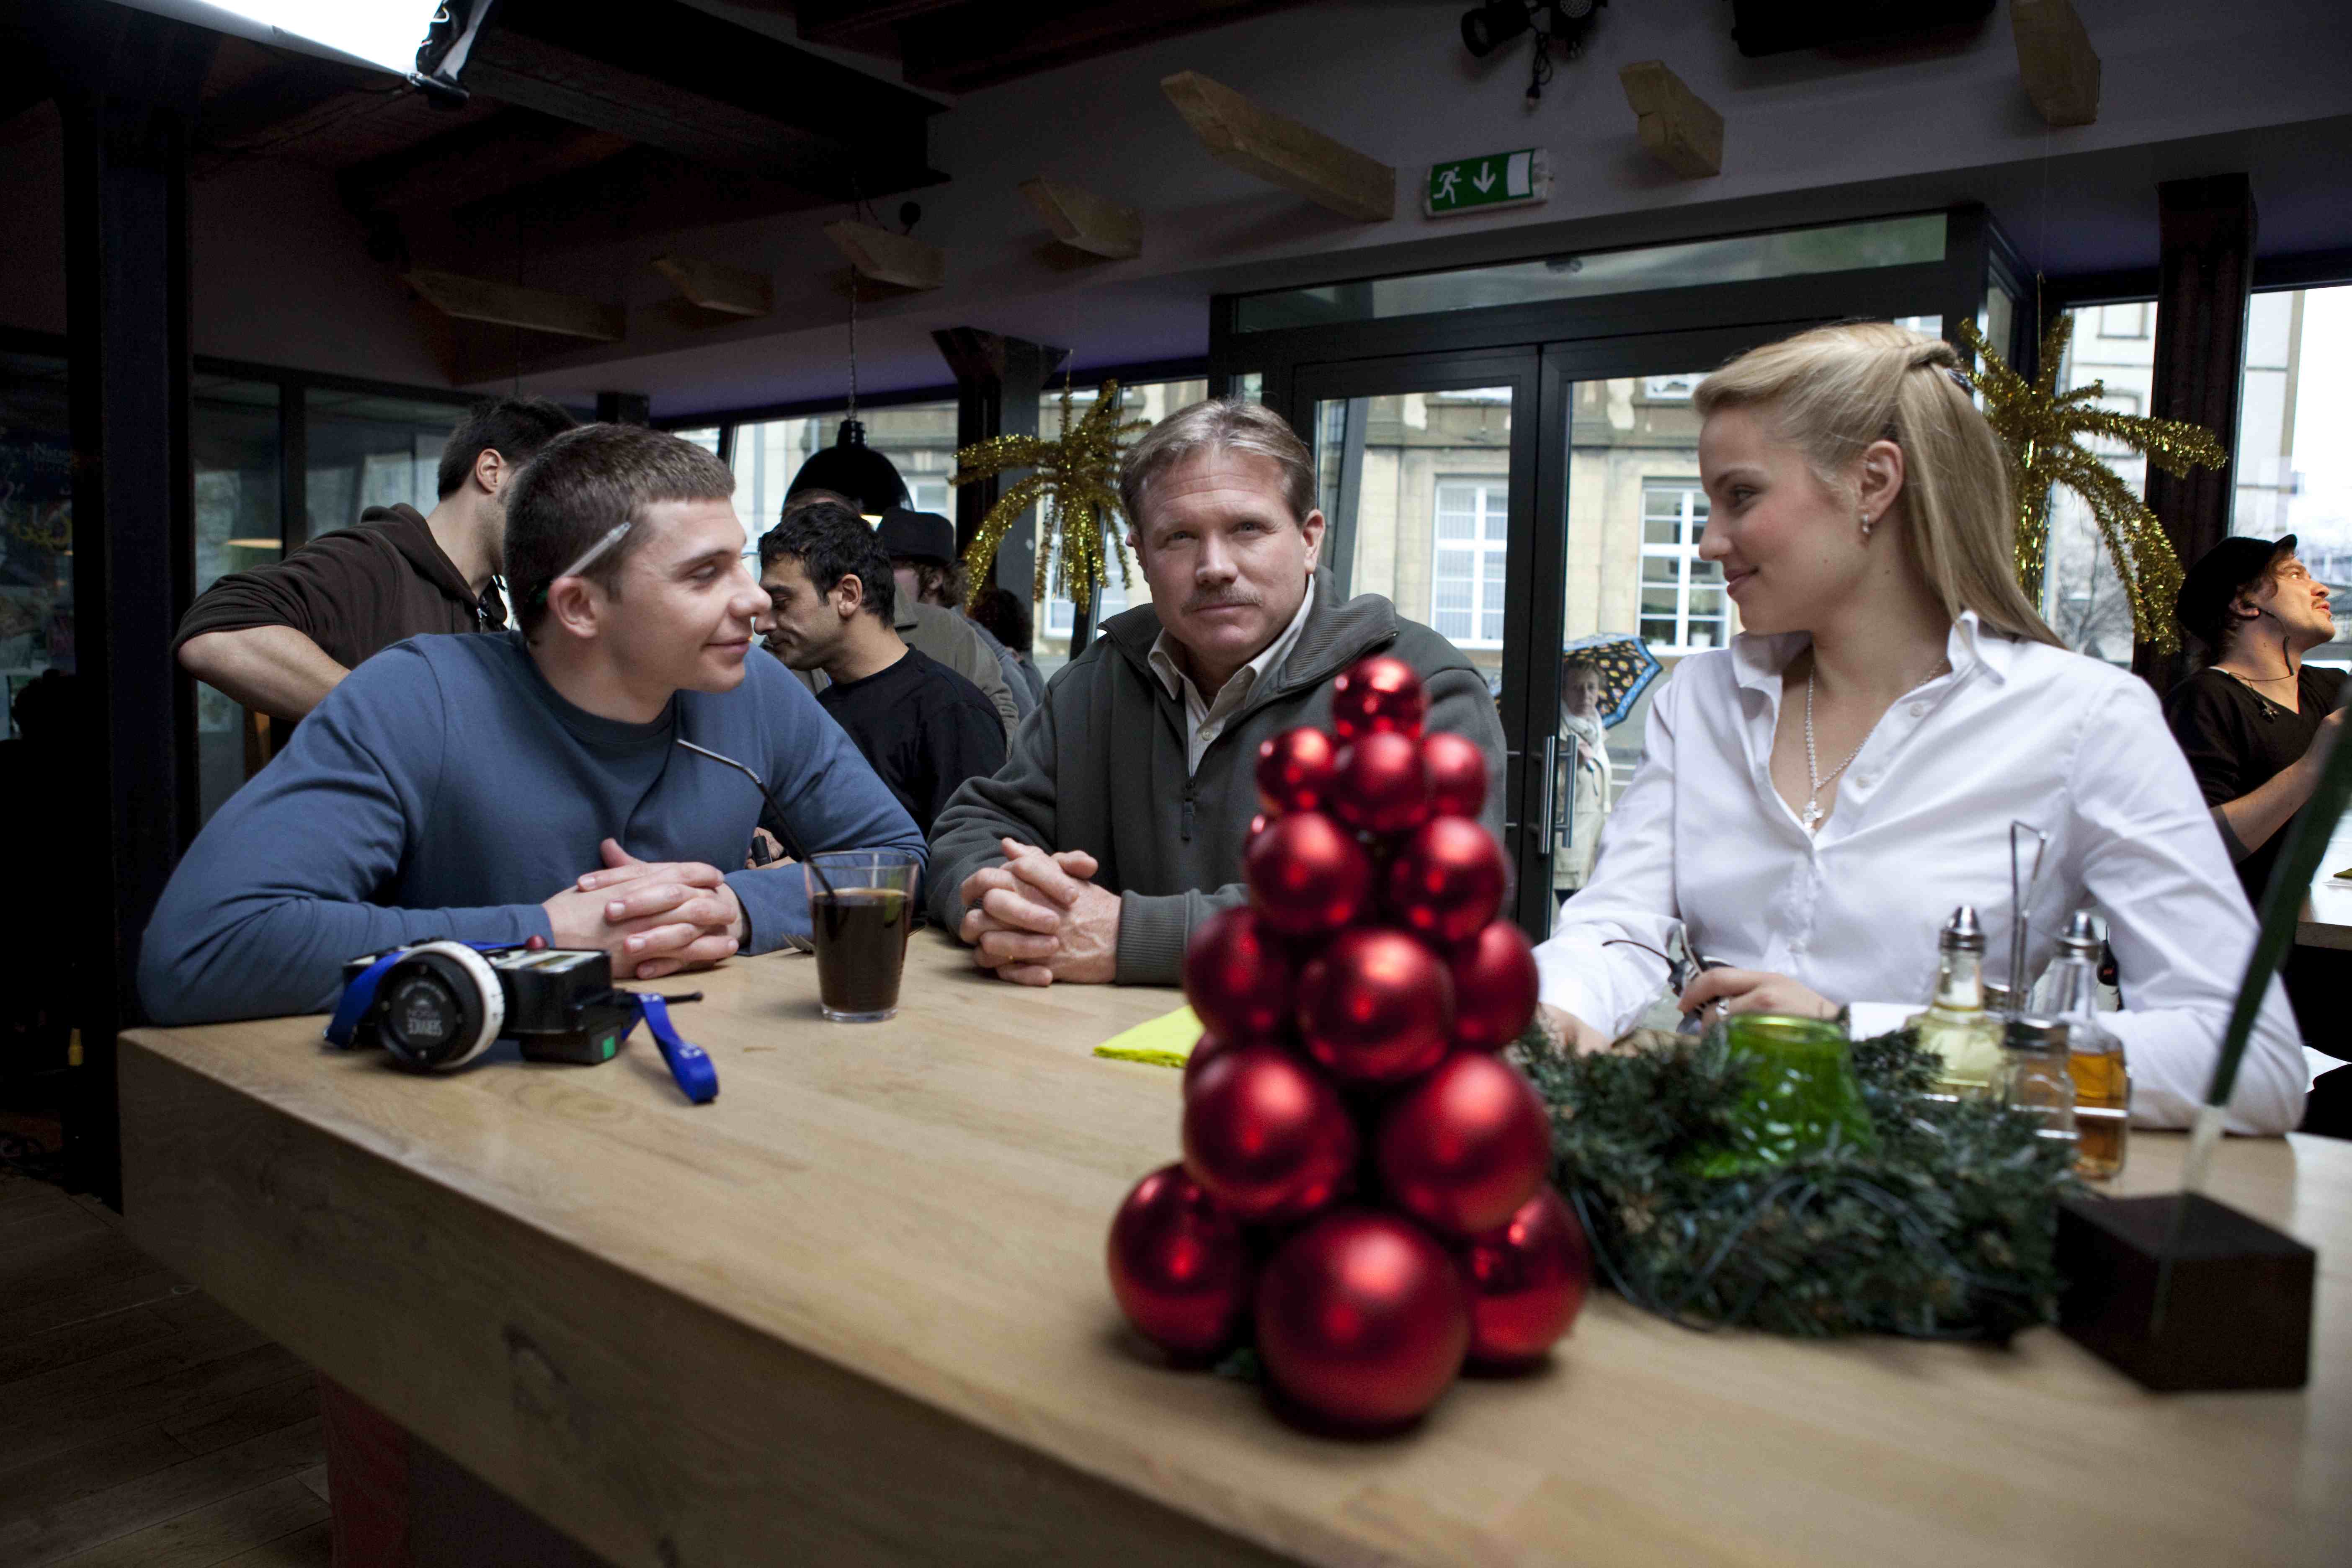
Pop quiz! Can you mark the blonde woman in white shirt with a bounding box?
[1533,321,2306,1135]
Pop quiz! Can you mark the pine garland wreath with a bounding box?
[1957,315,2227,653]
[1524,1027,2080,1340]
[951,379,1151,616]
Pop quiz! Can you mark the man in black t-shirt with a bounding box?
[758,502,1006,835]
[2165,534,2345,1070]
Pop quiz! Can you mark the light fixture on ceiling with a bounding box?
[103,0,496,101]
[785,260,911,523]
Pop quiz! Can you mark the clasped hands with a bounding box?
[1542,967,1837,1056]
[957,836,1119,986]
[542,838,746,981]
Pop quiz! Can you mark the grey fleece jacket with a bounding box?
[926,591,1509,985]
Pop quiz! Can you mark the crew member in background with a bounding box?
[774,490,1022,739]
[877,505,1038,723]
[928,397,1508,988]
[969,585,1048,709]
[140,423,921,1026]
[2164,534,2347,1131]
[175,396,577,721]
[1554,655,1612,892]
[759,501,1006,835]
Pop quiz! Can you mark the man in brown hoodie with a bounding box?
[175,396,576,720]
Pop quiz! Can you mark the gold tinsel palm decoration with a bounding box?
[1957,314,2227,652]
[952,380,1151,615]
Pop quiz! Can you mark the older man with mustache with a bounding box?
[926,398,1508,986]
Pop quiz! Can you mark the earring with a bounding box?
[1859,511,1875,541]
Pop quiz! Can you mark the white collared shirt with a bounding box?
[1532,612,2307,1134]
[1149,582,1317,774]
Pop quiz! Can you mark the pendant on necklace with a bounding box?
[1802,800,1824,829]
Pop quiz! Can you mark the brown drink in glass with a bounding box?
[806,850,920,1021]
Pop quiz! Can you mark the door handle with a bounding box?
[1536,735,1558,857]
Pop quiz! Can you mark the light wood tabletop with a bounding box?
[119,932,2349,1568]
[2298,809,2352,950]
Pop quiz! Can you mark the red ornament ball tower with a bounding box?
[1104,655,1589,1430]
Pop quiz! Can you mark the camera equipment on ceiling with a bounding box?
[1459,1,1607,108]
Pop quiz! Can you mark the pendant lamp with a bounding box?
[786,261,910,520]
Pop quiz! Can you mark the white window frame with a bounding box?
[1430,478,1509,650]
[1638,481,1726,654]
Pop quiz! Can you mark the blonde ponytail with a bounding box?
[1694,321,2060,647]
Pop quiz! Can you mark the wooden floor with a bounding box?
[0,1167,330,1568]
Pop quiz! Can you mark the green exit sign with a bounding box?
[1426,149,1551,217]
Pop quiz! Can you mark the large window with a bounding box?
[192,377,283,823]
[304,389,467,540]
[2234,282,2352,660]
[1638,481,1725,652]
[0,352,71,742]
[1032,378,1204,669]
[1430,480,1508,648]
[727,402,958,544]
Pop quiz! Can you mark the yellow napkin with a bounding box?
[1093,1004,1202,1069]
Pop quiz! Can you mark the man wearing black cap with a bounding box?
[2165,534,2345,1058]
[772,493,1021,740]
[877,505,1037,723]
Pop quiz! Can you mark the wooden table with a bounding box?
[2298,808,2352,950]
[119,934,2350,1568]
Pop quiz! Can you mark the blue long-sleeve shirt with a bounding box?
[139,631,926,1024]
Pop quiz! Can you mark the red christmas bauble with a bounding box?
[1375,1052,1553,1237]
[1388,815,1508,946]
[1182,1032,1236,1096]
[1255,1210,1470,1427]
[1255,726,1339,815]
[1183,906,1294,1044]
[1296,928,1454,1085]
[1448,920,1540,1052]
[1459,1187,1590,1367]
[1182,1047,1357,1222]
[1106,1163,1254,1359]
[1329,656,1427,743]
[1244,812,1375,937]
[1331,731,1433,836]
[1421,731,1489,820]
[1247,811,1276,842]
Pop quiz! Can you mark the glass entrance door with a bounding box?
[1293,329,1824,934]
[1295,349,1542,919]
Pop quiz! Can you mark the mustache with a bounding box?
[1185,591,1262,613]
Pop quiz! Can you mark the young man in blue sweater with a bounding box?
[139,423,924,1026]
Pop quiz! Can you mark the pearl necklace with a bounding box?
[1800,656,1951,832]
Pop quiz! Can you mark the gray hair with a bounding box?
[1120,397,1316,539]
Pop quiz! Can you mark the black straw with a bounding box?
[674,738,838,899]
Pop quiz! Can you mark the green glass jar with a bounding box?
[1692,1014,1877,1178]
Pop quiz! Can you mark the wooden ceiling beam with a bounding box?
[1619,62,1723,179]
[404,270,624,342]
[2012,0,2100,127]
[823,220,946,291]
[1161,70,1394,222]
[651,254,775,317]
[899,0,1318,95]
[342,111,633,214]
[794,0,961,47]
[1020,177,1142,259]
[441,146,903,253]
